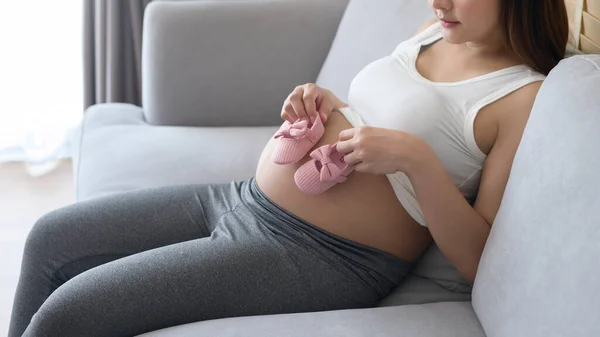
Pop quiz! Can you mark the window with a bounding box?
[0,1,83,168]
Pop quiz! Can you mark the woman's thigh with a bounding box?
[27,182,243,282]
[9,182,243,337]
[21,204,376,337]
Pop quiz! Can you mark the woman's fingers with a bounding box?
[302,84,320,121]
[281,103,296,123]
[336,138,354,155]
[318,88,340,123]
[282,83,337,123]
[342,152,362,167]
[337,141,361,166]
[337,129,360,165]
[289,87,308,120]
[337,141,363,167]
[338,128,357,142]
[316,97,332,123]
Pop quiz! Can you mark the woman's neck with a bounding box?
[460,34,520,65]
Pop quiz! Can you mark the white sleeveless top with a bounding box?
[337,22,546,227]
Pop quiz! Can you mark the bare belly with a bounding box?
[255,111,432,262]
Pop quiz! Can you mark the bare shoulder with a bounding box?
[475,80,543,153]
[416,18,438,34]
[507,80,543,106]
[496,81,543,129]
[482,81,542,125]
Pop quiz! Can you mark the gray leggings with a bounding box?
[9,178,411,337]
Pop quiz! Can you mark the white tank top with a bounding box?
[337,22,546,227]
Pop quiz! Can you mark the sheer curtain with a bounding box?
[0,1,83,176]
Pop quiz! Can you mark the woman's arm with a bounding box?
[407,82,543,284]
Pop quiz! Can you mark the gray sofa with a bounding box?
[74,0,600,336]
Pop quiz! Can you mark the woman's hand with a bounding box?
[336,126,436,176]
[281,83,347,124]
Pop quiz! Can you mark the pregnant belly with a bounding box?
[255,111,431,262]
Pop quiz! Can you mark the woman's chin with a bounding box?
[441,31,466,45]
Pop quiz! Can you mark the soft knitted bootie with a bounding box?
[294,143,355,195]
[271,116,325,165]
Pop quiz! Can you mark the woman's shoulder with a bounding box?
[487,80,543,134]
[475,79,542,156]
[501,80,543,115]
[504,80,543,115]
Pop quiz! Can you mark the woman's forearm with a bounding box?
[406,155,491,284]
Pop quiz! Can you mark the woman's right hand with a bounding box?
[281,83,347,124]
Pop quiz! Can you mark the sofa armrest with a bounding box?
[142,0,349,127]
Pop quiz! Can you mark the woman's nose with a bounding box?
[429,0,452,11]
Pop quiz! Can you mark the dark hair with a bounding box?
[501,0,569,75]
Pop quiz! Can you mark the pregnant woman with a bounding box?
[9,0,568,336]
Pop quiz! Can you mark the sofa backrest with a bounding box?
[316,0,433,101]
[473,55,600,337]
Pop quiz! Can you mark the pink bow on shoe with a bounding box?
[274,119,310,140]
[294,143,355,194]
[271,116,325,165]
[310,146,348,183]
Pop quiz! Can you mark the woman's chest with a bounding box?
[348,56,469,140]
[347,55,492,185]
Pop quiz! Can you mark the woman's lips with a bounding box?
[440,20,460,28]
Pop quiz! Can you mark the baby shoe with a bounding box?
[294,143,355,195]
[271,116,325,165]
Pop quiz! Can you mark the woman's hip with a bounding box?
[238,178,413,298]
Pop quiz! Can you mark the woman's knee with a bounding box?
[24,264,147,337]
[25,209,64,257]
[23,204,89,274]
[23,277,97,337]
[25,206,76,253]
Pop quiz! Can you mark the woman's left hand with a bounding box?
[336,126,434,175]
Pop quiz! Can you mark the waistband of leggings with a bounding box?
[240,177,413,288]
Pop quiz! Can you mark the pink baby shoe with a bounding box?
[294,143,355,195]
[271,116,325,165]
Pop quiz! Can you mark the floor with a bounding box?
[0,159,74,336]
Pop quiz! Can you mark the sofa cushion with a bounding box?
[473,55,600,337]
[137,302,484,337]
[378,264,471,307]
[379,243,472,308]
[316,0,433,100]
[73,103,277,201]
